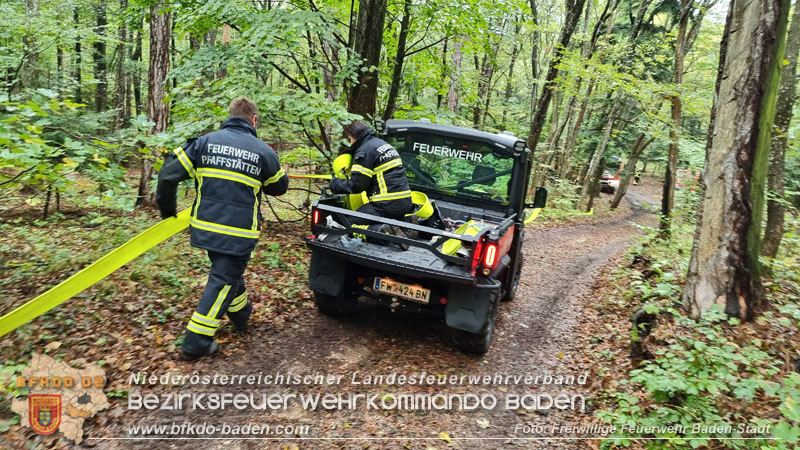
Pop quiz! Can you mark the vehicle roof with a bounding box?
[383,119,524,152]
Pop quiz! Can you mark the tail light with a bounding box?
[483,243,498,268]
[312,208,320,225]
[471,237,500,276]
[471,238,485,274]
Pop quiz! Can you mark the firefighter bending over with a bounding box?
[156,97,289,361]
[330,121,413,237]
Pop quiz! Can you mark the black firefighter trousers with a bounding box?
[349,201,413,244]
[182,251,252,355]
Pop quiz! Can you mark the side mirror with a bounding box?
[527,187,547,209]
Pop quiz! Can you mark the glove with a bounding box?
[160,208,177,219]
[330,178,345,194]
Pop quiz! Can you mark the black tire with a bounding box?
[502,255,523,302]
[451,291,499,354]
[313,291,357,317]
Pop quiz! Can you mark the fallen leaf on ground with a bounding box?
[44,341,61,352]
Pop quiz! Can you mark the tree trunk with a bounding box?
[137,3,171,207]
[553,95,578,175]
[43,184,51,220]
[560,79,595,178]
[610,133,654,209]
[559,0,619,177]
[217,23,230,79]
[204,29,217,47]
[148,6,170,131]
[542,90,561,153]
[631,0,655,41]
[125,61,132,123]
[113,0,129,129]
[481,76,495,128]
[321,37,340,104]
[382,0,411,120]
[473,53,495,126]
[347,0,357,50]
[526,0,588,154]
[529,0,539,117]
[659,0,690,235]
[73,8,82,103]
[447,39,462,113]
[586,156,605,212]
[348,0,388,118]
[547,0,593,176]
[93,3,108,112]
[56,47,64,91]
[684,0,719,56]
[763,0,800,257]
[437,35,449,110]
[531,90,563,187]
[578,93,622,204]
[132,17,143,117]
[502,22,522,126]
[682,0,789,320]
[21,0,40,90]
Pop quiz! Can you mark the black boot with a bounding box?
[180,340,219,361]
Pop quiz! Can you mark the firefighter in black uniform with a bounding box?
[330,121,413,233]
[156,97,289,361]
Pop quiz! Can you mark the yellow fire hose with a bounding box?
[524,208,542,225]
[0,155,549,337]
[288,174,332,180]
[0,209,192,337]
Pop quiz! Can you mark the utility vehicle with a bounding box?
[305,119,546,354]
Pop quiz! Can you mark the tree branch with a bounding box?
[404,35,451,58]
[0,165,37,186]
[43,126,121,144]
[268,61,311,93]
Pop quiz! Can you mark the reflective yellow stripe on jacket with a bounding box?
[174,147,196,178]
[369,158,410,202]
[351,164,374,177]
[191,167,264,239]
[264,167,286,186]
[190,217,260,239]
[371,190,412,202]
[374,158,402,173]
[197,167,261,189]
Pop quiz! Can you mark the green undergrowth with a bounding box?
[594,201,800,449]
[0,178,314,418]
[528,177,628,226]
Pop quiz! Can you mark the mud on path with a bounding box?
[98,185,659,450]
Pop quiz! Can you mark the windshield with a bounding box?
[386,132,515,204]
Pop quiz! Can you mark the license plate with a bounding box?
[373,277,430,304]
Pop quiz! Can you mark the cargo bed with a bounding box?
[307,201,500,284]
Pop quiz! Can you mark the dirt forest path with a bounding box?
[100,183,660,450]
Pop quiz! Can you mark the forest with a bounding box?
[1,0,800,448]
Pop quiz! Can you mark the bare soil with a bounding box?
[0,180,659,449]
[47,182,661,450]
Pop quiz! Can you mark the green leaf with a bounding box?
[780,395,800,422]
[772,421,800,444]
[655,283,675,296]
